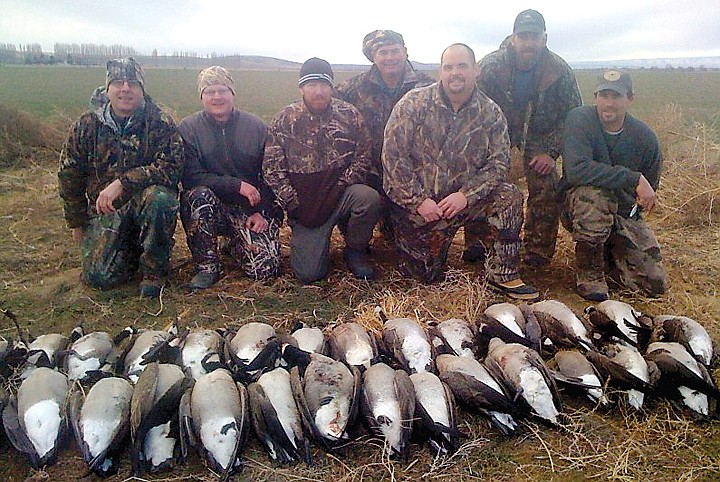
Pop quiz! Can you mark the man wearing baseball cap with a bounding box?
[59,57,184,298]
[178,66,283,289]
[263,58,381,283]
[477,9,582,269]
[560,70,667,300]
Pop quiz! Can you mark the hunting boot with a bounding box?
[575,241,609,301]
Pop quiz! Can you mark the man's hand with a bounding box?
[96,179,123,214]
[71,227,84,245]
[636,174,657,213]
[417,198,443,223]
[246,212,268,233]
[528,153,556,176]
[438,192,468,219]
[239,181,261,206]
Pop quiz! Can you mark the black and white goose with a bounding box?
[378,308,434,374]
[428,317,479,359]
[654,315,714,367]
[410,371,461,455]
[328,322,379,370]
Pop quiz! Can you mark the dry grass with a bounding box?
[1,105,720,481]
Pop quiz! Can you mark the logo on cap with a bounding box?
[604,70,622,82]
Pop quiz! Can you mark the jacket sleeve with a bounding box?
[58,118,91,228]
[263,120,299,213]
[542,69,583,159]
[340,112,373,187]
[461,111,511,205]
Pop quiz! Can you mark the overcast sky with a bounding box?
[3,0,719,65]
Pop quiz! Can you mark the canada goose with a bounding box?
[180,368,249,481]
[181,329,225,381]
[248,367,311,464]
[2,366,69,468]
[410,371,461,455]
[284,344,361,451]
[552,350,610,407]
[645,342,720,417]
[435,353,518,434]
[653,315,714,367]
[475,313,537,357]
[428,318,478,359]
[585,300,651,348]
[20,333,70,379]
[485,338,564,426]
[530,300,594,352]
[360,362,415,460]
[226,322,280,382]
[63,331,116,382]
[67,376,133,476]
[123,330,173,383]
[585,342,654,410]
[130,362,188,474]
[290,322,327,355]
[328,322,379,370]
[377,308,433,374]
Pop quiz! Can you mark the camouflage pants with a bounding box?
[81,185,178,290]
[522,156,560,259]
[563,185,667,295]
[391,182,524,284]
[289,184,380,284]
[180,186,281,280]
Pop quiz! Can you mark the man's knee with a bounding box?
[143,185,179,213]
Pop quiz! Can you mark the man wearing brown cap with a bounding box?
[178,66,282,289]
[58,57,184,298]
[264,58,380,283]
[560,70,666,300]
[334,30,433,236]
[477,9,581,268]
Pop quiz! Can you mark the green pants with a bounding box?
[81,185,178,290]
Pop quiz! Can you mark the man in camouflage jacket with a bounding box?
[382,44,538,300]
[477,9,581,267]
[58,58,183,298]
[264,58,380,283]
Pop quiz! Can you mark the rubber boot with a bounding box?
[575,241,609,301]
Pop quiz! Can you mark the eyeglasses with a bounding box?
[203,86,232,97]
[109,79,142,89]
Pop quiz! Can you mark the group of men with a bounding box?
[58,9,667,303]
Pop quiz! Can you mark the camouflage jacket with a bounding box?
[382,83,511,214]
[58,92,184,228]
[477,36,581,159]
[263,98,372,227]
[334,63,434,171]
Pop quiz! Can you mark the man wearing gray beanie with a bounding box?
[264,58,381,283]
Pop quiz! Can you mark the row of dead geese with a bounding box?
[0,299,716,479]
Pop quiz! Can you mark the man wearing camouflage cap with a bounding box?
[334,30,433,238]
[59,57,184,298]
[178,66,283,289]
[477,9,581,268]
[560,70,667,300]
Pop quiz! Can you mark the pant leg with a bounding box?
[180,186,224,272]
[226,211,282,281]
[289,217,336,284]
[81,208,138,290]
[608,215,667,296]
[522,157,560,259]
[336,184,381,250]
[564,186,616,244]
[134,185,179,278]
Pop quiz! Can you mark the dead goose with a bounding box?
[428,317,479,359]
[530,300,595,352]
[67,376,134,476]
[328,322,379,370]
[226,322,280,382]
[247,366,311,464]
[653,315,714,367]
[290,322,327,355]
[180,368,250,480]
[485,338,564,426]
[435,353,518,434]
[130,362,188,474]
[123,329,174,383]
[585,300,651,347]
[585,342,654,410]
[283,344,361,451]
[645,342,720,417]
[410,371,461,455]
[20,332,71,379]
[181,329,225,381]
[377,308,434,374]
[360,362,415,460]
[552,350,610,407]
[63,331,117,382]
[2,366,69,468]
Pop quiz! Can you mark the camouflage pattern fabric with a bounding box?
[523,161,560,258]
[382,83,511,212]
[263,98,372,214]
[361,29,405,61]
[105,57,145,89]
[81,185,178,289]
[180,186,281,280]
[390,183,523,284]
[564,185,666,296]
[196,65,235,97]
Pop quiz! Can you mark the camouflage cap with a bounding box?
[594,70,633,96]
[362,30,405,62]
[197,65,236,98]
[105,57,145,89]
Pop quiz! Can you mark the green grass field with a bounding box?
[1,65,719,126]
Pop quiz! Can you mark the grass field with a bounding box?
[0,67,719,481]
